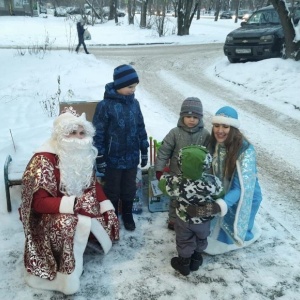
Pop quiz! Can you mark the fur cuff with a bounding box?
[215,199,228,217]
[59,196,76,214]
[100,200,115,214]
[90,218,112,254]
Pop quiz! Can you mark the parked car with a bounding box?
[39,5,47,14]
[242,10,253,21]
[66,6,82,15]
[117,9,126,17]
[220,11,233,19]
[54,6,68,17]
[232,9,252,19]
[103,7,126,17]
[223,5,299,63]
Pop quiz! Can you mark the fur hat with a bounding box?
[178,145,211,180]
[180,97,203,118]
[212,106,240,128]
[52,106,95,140]
[113,64,139,90]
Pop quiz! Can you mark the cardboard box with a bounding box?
[59,101,99,122]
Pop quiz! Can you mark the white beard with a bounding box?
[56,136,98,197]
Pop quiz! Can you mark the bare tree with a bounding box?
[195,0,202,20]
[85,0,101,19]
[270,0,300,60]
[140,0,149,28]
[171,0,178,17]
[177,0,198,36]
[128,0,136,24]
[214,0,221,20]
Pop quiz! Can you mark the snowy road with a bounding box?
[88,45,300,300]
[1,44,299,300]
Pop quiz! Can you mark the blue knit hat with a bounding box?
[113,64,139,90]
[212,106,240,128]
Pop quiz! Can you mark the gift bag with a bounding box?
[84,29,91,40]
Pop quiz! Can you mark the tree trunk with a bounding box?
[128,0,136,25]
[214,0,221,21]
[140,0,148,28]
[29,0,33,17]
[271,0,299,60]
[196,0,201,20]
[109,0,114,20]
[114,0,118,24]
[171,0,178,17]
[177,0,194,36]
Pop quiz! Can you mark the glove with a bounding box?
[140,154,148,168]
[102,210,119,241]
[186,202,221,218]
[96,155,106,177]
[156,171,163,180]
[156,166,170,180]
[74,195,100,218]
[163,166,170,173]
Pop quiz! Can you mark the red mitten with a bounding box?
[103,210,119,241]
[156,171,163,180]
[163,166,170,173]
[74,194,100,218]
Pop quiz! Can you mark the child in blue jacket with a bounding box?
[93,64,149,231]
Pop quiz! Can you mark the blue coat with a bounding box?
[205,141,262,254]
[93,82,149,169]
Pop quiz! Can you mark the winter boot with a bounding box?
[190,251,203,271]
[171,256,191,276]
[122,201,135,231]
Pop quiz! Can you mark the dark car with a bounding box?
[54,6,68,17]
[117,10,126,17]
[242,10,253,21]
[220,11,233,19]
[39,5,47,14]
[231,9,253,20]
[67,6,82,15]
[223,5,298,63]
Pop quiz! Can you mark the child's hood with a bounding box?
[178,145,212,180]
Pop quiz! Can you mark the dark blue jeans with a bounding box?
[103,167,137,215]
[75,37,89,54]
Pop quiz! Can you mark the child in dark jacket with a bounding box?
[93,64,149,231]
[158,145,227,276]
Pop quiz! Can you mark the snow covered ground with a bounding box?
[0,13,299,300]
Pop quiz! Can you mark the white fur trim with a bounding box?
[204,223,261,255]
[212,115,240,128]
[59,196,76,214]
[90,218,112,254]
[24,215,91,295]
[215,199,228,217]
[35,139,57,154]
[233,161,245,245]
[100,200,115,214]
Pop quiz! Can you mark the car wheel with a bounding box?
[228,57,239,63]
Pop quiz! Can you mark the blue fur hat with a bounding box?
[113,64,139,90]
[212,106,240,128]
